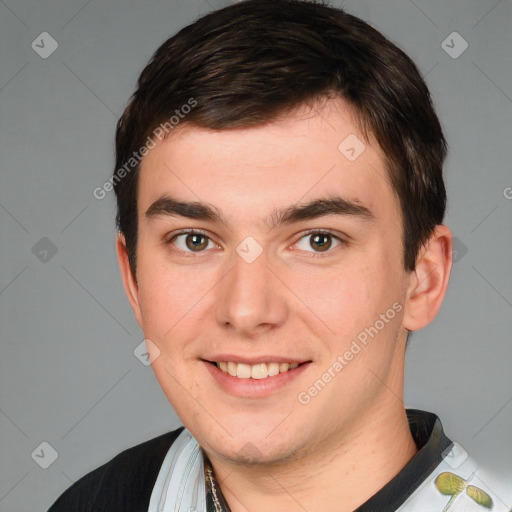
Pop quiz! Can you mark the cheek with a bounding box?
[136,261,199,340]
[293,257,402,344]
[295,261,376,312]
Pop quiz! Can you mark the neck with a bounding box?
[205,398,418,512]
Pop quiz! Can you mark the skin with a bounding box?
[117,98,453,511]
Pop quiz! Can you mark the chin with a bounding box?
[199,425,310,469]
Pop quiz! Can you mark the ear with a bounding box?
[402,225,453,331]
[116,234,143,328]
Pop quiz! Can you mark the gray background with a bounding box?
[0,0,511,510]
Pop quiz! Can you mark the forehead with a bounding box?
[137,98,399,225]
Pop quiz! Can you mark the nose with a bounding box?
[214,245,288,338]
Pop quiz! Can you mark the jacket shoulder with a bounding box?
[47,426,184,512]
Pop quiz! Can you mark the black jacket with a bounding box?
[48,428,184,512]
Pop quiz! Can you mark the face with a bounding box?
[121,99,414,466]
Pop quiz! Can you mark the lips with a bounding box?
[204,357,311,398]
[216,361,300,379]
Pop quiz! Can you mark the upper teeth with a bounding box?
[217,362,300,379]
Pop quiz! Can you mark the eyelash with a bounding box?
[165,229,345,257]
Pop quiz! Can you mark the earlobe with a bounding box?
[116,234,143,328]
[402,225,453,332]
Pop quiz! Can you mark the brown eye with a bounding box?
[310,233,332,252]
[185,234,209,251]
[171,232,214,252]
[294,231,343,253]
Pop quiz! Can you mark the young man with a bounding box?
[49,0,509,510]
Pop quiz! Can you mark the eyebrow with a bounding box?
[145,194,375,229]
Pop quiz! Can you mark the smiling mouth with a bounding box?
[210,361,307,379]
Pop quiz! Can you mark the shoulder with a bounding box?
[47,426,185,512]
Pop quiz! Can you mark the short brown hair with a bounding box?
[114,0,447,275]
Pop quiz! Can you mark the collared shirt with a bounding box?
[48,409,511,511]
[201,410,511,511]
[202,409,460,511]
